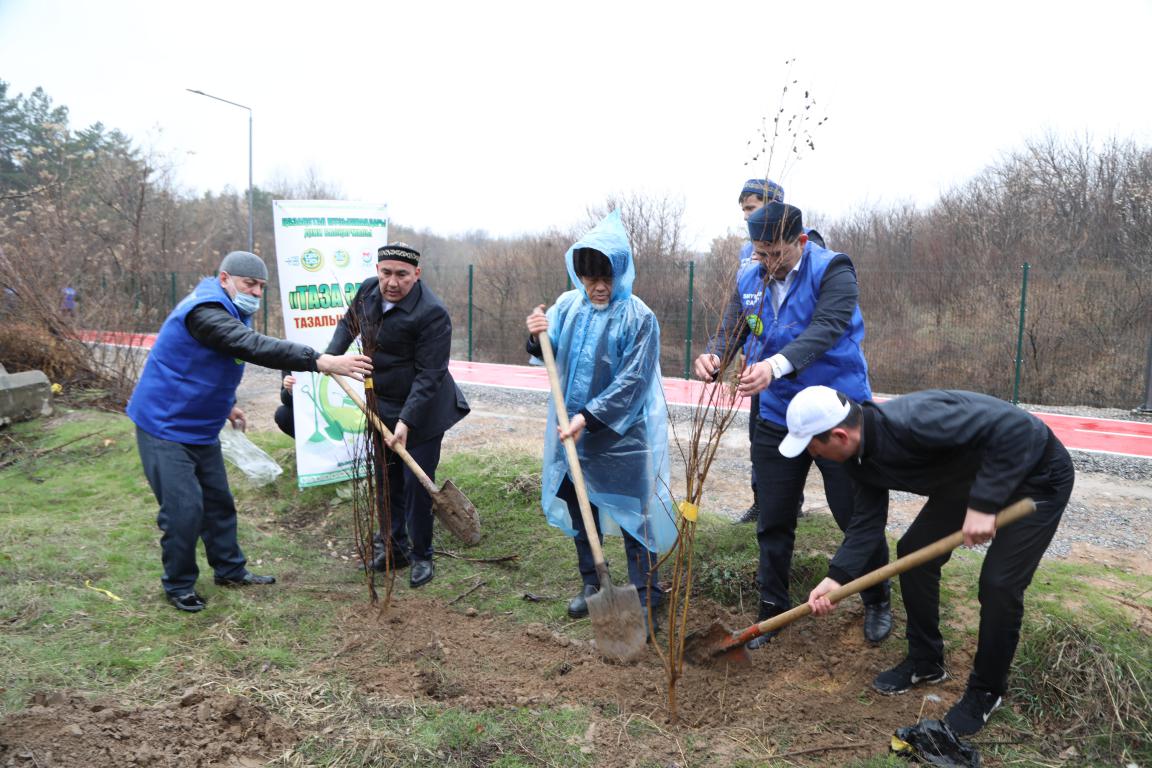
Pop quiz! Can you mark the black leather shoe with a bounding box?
[864,600,893,644]
[371,547,410,572]
[409,559,434,588]
[567,584,598,618]
[866,598,889,644]
[168,592,207,612]
[214,572,276,587]
[734,503,758,524]
[746,601,781,650]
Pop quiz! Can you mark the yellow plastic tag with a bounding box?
[679,501,699,522]
[84,580,123,602]
[364,378,373,390]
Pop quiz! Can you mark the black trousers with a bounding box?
[900,437,1073,696]
[372,435,442,562]
[751,418,890,610]
[558,475,663,608]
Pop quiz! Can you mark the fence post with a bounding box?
[684,260,695,380]
[1011,261,1030,405]
[263,286,269,335]
[1138,330,1152,413]
[467,264,474,362]
[170,272,177,312]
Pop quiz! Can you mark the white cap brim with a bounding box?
[778,432,812,459]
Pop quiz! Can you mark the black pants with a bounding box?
[558,476,663,608]
[751,418,889,610]
[901,437,1073,696]
[372,434,442,562]
[273,404,295,438]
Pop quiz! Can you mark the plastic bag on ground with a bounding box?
[219,426,283,486]
[890,719,981,767]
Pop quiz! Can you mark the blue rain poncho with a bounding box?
[539,210,678,554]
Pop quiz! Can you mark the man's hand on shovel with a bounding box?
[807,577,842,616]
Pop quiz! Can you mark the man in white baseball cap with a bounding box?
[782,385,1073,737]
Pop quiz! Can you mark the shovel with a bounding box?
[537,331,647,663]
[330,373,481,546]
[685,497,1037,666]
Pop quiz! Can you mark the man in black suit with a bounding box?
[326,242,470,587]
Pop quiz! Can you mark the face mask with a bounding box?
[232,291,260,316]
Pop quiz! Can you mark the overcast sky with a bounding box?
[1,0,1149,249]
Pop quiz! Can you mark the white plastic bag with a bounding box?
[219,425,283,486]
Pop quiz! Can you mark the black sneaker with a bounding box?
[872,657,948,695]
[733,503,758,524]
[945,688,1003,736]
[168,592,207,613]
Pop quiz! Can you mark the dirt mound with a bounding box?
[324,593,973,765]
[0,689,296,768]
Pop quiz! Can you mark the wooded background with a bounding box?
[2,81,1148,408]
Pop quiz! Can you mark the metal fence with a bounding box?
[77,262,1152,410]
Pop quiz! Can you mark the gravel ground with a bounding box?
[236,367,1152,571]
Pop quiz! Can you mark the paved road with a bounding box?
[81,330,1152,459]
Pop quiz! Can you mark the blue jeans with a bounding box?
[136,426,247,596]
[558,475,663,608]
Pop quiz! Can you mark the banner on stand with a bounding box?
[271,200,387,488]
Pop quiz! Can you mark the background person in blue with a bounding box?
[524,210,677,634]
[693,202,892,648]
[732,179,826,525]
[127,251,373,613]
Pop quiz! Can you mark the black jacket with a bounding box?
[186,305,320,372]
[326,277,469,446]
[828,390,1061,584]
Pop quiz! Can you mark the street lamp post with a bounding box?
[186,89,253,254]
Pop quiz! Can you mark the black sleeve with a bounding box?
[186,304,320,372]
[526,334,542,358]
[325,306,358,355]
[704,283,751,365]
[776,254,857,373]
[579,408,607,434]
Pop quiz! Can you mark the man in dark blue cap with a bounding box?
[693,202,892,647]
[730,179,827,524]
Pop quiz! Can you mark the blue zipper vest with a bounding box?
[736,242,871,426]
[127,277,249,444]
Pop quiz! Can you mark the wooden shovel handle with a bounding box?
[330,373,439,498]
[537,330,611,581]
[730,498,1037,646]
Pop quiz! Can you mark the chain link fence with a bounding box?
[75,261,1151,410]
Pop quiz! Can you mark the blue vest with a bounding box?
[127,277,249,444]
[736,242,871,426]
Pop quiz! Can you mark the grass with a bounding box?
[1,408,1149,766]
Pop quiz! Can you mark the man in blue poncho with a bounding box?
[524,210,677,633]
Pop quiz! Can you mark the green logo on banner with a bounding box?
[301,248,323,272]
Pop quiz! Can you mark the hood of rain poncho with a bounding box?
[541,209,677,554]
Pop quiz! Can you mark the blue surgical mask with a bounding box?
[233,292,260,316]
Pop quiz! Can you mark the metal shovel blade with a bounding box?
[683,620,752,667]
[586,581,647,663]
[430,479,482,546]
